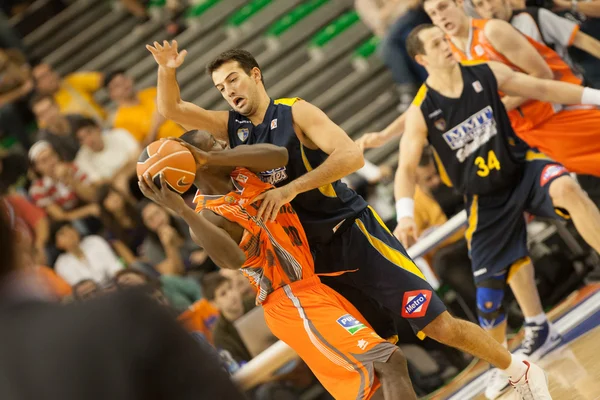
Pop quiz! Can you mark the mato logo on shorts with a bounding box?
[401,290,432,318]
[336,314,367,335]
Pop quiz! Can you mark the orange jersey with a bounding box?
[448,18,581,132]
[193,168,314,304]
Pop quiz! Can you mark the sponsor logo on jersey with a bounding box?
[258,167,288,185]
[401,290,432,318]
[236,173,248,183]
[357,339,369,350]
[472,81,483,93]
[428,109,443,118]
[235,119,252,124]
[337,314,367,335]
[434,118,446,131]
[237,128,249,142]
[270,119,278,129]
[224,195,237,204]
[442,106,498,162]
[540,164,568,186]
[474,44,485,56]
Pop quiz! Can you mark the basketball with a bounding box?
[137,140,196,194]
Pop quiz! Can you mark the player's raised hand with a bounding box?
[394,217,418,248]
[139,172,186,213]
[252,185,298,222]
[146,40,187,69]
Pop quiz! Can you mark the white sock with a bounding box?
[502,354,527,380]
[524,313,547,326]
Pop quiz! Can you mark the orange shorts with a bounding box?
[263,276,397,400]
[515,107,600,177]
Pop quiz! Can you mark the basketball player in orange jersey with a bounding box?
[139,130,553,400]
[138,130,410,399]
[422,0,600,176]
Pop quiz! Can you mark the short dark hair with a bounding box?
[49,220,74,249]
[419,146,434,167]
[103,69,126,88]
[179,130,212,150]
[406,24,438,60]
[70,116,98,134]
[201,272,230,301]
[29,92,56,109]
[206,49,264,83]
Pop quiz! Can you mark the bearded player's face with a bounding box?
[212,61,262,117]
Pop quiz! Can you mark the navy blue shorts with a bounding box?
[465,157,570,284]
[314,206,447,337]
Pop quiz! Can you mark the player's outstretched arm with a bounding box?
[356,113,407,150]
[484,19,553,111]
[147,41,229,140]
[490,61,600,107]
[393,105,428,247]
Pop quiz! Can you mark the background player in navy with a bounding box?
[394,23,600,399]
[145,41,557,396]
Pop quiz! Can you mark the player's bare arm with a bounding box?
[393,105,428,247]
[554,0,600,17]
[489,61,600,106]
[484,19,553,111]
[571,31,600,60]
[253,100,365,221]
[356,113,407,150]
[147,40,229,139]
[138,172,246,270]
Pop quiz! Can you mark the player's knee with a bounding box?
[549,176,587,208]
[476,285,506,329]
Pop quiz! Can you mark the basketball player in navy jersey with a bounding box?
[146,41,553,395]
[395,23,600,398]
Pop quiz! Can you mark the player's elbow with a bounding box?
[346,143,365,170]
[535,66,554,81]
[274,146,289,167]
[157,101,176,120]
[224,251,246,270]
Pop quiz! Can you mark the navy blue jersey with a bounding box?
[416,63,529,195]
[227,98,367,244]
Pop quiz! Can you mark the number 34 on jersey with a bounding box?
[474,150,501,177]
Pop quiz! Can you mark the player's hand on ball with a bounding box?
[139,172,186,213]
[252,185,298,222]
[394,217,418,248]
[146,40,187,69]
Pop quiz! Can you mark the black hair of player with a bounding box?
[407,24,438,60]
[179,130,213,151]
[206,49,264,84]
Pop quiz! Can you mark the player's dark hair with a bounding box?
[407,24,437,60]
[206,49,264,84]
[201,272,230,301]
[179,130,213,150]
[71,116,98,134]
[29,92,56,109]
[419,146,434,167]
[0,202,16,283]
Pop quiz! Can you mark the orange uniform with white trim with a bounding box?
[447,18,600,176]
[193,168,397,400]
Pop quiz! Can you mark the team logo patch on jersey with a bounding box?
[237,128,249,142]
[540,164,568,186]
[474,44,485,56]
[258,167,288,185]
[434,118,446,131]
[270,119,278,129]
[472,81,483,93]
[236,174,248,183]
[401,290,432,318]
[224,195,237,204]
[337,314,367,335]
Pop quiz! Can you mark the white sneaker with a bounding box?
[484,368,510,399]
[509,359,552,399]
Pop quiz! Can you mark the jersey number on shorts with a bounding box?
[474,150,501,177]
[283,226,303,246]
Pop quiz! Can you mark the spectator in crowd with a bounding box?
[219,268,255,300]
[0,150,28,192]
[96,184,149,265]
[28,141,101,234]
[51,221,124,286]
[356,0,431,109]
[413,148,476,315]
[140,200,210,275]
[105,70,184,146]
[0,48,33,149]
[72,117,139,193]
[31,94,82,161]
[119,0,186,33]
[471,0,600,87]
[114,268,203,313]
[32,63,106,122]
[72,278,100,301]
[178,296,221,343]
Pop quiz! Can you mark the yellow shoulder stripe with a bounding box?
[274,97,302,106]
[412,85,428,107]
[460,59,488,67]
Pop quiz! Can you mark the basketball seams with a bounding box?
[137,140,196,194]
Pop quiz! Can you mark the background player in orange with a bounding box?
[139,130,554,400]
[422,0,600,176]
[138,130,412,400]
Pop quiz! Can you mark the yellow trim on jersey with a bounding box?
[507,256,532,283]
[300,144,337,198]
[274,97,302,106]
[432,148,453,188]
[354,219,426,280]
[460,60,488,67]
[555,208,570,220]
[525,150,552,162]
[465,195,479,251]
[412,85,428,107]
[368,206,393,236]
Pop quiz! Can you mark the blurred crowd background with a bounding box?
[1,0,599,397]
